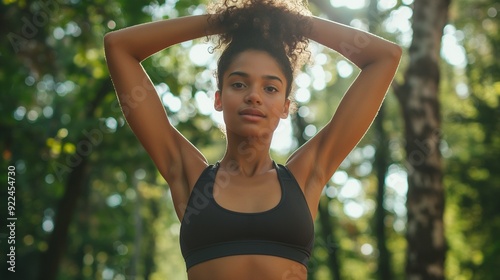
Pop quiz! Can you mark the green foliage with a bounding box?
[443,0,500,278]
[1,0,498,279]
[1,0,213,279]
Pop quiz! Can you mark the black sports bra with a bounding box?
[179,162,314,270]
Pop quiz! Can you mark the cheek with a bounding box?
[268,99,289,117]
[218,95,242,120]
[221,94,238,109]
[267,106,284,119]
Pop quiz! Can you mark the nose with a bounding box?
[244,86,262,105]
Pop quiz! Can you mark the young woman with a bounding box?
[104,0,401,279]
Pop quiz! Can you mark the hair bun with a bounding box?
[208,0,312,71]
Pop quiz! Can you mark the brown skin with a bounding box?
[188,255,307,280]
[186,50,305,280]
[213,51,290,212]
[104,13,401,280]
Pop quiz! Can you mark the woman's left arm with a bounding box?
[287,16,402,210]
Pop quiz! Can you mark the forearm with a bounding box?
[104,15,219,62]
[308,16,401,68]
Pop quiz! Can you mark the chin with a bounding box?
[229,126,274,139]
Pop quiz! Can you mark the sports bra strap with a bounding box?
[276,163,298,186]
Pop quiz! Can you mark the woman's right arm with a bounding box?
[104,16,218,217]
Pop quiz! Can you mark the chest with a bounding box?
[180,173,312,247]
[213,171,281,213]
[179,164,315,267]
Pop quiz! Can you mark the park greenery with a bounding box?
[0,0,499,279]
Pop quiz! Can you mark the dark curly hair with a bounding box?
[207,0,312,98]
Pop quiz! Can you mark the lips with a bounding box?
[239,108,266,118]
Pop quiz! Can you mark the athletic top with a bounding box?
[179,162,314,270]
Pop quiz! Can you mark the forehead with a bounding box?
[224,50,286,79]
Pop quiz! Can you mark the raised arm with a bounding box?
[287,16,402,215]
[104,16,218,218]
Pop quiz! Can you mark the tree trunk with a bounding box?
[130,179,142,278]
[38,79,112,280]
[394,0,451,279]
[143,199,160,280]
[317,196,342,280]
[373,104,393,280]
[38,159,90,280]
[366,1,393,279]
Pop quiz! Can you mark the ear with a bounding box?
[214,90,223,112]
[280,99,290,119]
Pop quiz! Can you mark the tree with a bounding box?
[1,1,211,279]
[366,0,393,278]
[394,0,451,278]
[443,0,500,278]
[7,0,498,279]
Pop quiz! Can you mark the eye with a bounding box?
[231,82,246,89]
[265,86,279,93]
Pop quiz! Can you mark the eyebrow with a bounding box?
[227,71,284,85]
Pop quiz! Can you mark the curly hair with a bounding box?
[207,0,312,97]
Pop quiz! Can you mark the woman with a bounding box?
[104,0,401,279]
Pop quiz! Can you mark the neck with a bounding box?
[220,133,274,177]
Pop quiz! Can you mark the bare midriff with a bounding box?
[187,255,307,280]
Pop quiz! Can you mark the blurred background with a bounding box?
[1,0,499,279]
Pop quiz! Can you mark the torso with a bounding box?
[187,255,307,280]
[179,162,313,280]
[213,166,282,213]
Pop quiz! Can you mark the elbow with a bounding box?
[103,31,142,62]
[389,43,403,62]
[103,32,119,62]
[376,43,402,70]
[103,31,134,61]
[357,42,402,70]
[103,31,119,51]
